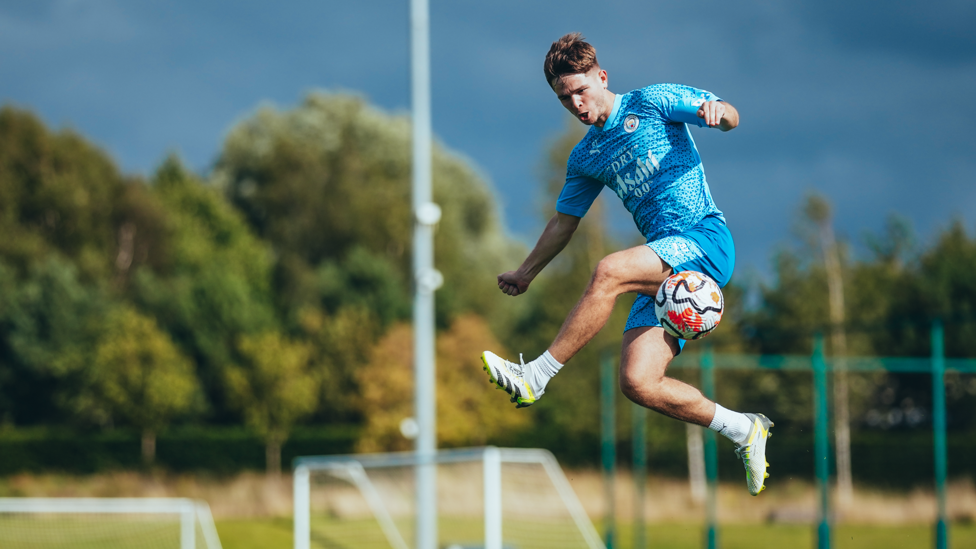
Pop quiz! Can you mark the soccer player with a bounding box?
[481,33,773,495]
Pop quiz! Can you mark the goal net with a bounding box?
[0,498,223,549]
[293,447,605,549]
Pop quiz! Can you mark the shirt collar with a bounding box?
[599,93,623,132]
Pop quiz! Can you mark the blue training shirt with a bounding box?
[556,83,725,250]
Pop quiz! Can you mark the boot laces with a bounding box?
[509,353,527,378]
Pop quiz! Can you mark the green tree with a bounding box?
[0,257,108,425]
[842,215,917,354]
[288,247,411,422]
[297,305,380,424]
[355,316,529,453]
[0,107,172,428]
[131,158,278,419]
[908,220,976,356]
[213,92,521,328]
[747,250,831,354]
[312,246,410,330]
[224,332,319,477]
[88,306,200,463]
[211,94,533,426]
[0,107,166,282]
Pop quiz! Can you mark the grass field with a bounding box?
[217,518,294,548]
[214,518,976,549]
[0,515,971,547]
[5,471,975,548]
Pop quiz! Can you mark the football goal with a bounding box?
[294,446,606,549]
[0,497,222,549]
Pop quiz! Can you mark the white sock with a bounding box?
[525,351,563,394]
[708,404,753,446]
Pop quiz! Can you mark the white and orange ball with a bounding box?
[654,271,724,340]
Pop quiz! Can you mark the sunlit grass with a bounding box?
[216,517,293,549]
[614,523,976,549]
[214,518,976,549]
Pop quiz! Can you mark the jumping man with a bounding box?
[481,33,773,495]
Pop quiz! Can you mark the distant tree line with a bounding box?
[1,94,974,479]
[0,96,525,474]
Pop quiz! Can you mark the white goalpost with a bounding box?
[293,446,606,549]
[0,497,222,549]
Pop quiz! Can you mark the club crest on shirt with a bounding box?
[624,114,639,133]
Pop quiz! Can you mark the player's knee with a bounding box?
[618,366,666,407]
[619,374,642,404]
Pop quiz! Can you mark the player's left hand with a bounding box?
[697,101,726,127]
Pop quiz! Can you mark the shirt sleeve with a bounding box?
[556,174,604,218]
[644,85,722,128]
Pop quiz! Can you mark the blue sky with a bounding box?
[2,0,974,278]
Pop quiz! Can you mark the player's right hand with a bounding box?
[497,271,530,296]
[696,100,726,128]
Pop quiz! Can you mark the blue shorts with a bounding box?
[624,214,735,346]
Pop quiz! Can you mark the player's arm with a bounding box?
[650,85,739,131]
[497,212,581,296]
[697,101,739,131]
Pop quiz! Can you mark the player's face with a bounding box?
[551,68,611,127]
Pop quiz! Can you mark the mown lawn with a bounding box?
[616,523,976,549]
[216,518,293,548]
[215,518,976,549]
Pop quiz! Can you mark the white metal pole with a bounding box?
[484,447,502,549]
[196,503,224,549]
[538,452,607,549]
[180,501,196,549]
[411,0,440,548]
[342,465,411,549]
[293,465,310,549]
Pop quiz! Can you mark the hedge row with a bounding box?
[0,426,358,475]
[0,427,972,488]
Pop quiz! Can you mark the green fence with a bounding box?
[604,321,976,549]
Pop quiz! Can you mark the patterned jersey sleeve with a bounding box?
[556,175,603,218]
[555,143,604,218]
[638,84,722,128]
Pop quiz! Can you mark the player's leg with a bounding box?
[618,325,773,495]
[617,326,713,424]
[548,244,672,362]
[481,244,669,407]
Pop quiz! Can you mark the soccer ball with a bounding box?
[654,271,724,340]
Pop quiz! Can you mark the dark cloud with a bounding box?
[792,1,976,65]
